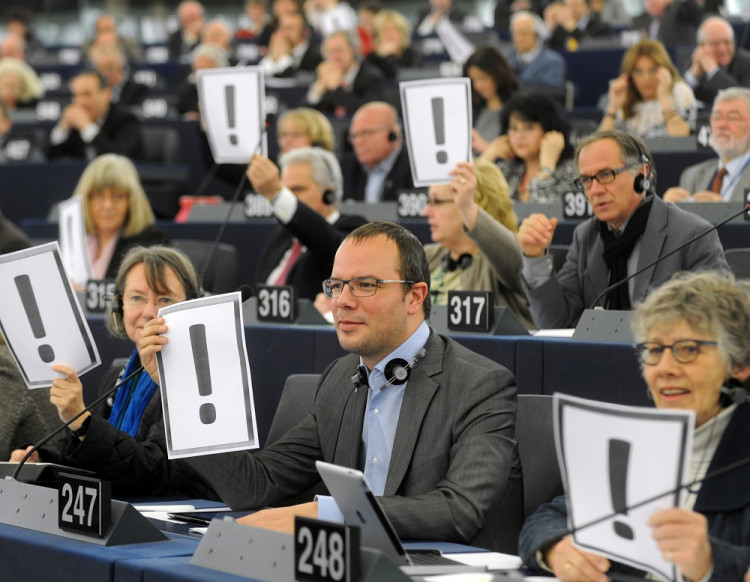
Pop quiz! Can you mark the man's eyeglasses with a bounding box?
[574,166,632,190]
[635,340,718,366]
[322,277,414,298]
[347,127,389,142]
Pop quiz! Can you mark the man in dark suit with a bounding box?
[305,29,385,118]
[89,44,148,108]
[258,11,321,78]
[547,0,613,51]
[684,16,750,106]
[248,146,368,300]
[632,0,700,47]
[46,71,141,160]
[340,101,414,203]
[167,0,205,61]
[183,220,523,553]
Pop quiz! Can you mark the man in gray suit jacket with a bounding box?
[506,11,567,91]
[518,130,728,329]
[665,87,750,204]
[183,221,523,553]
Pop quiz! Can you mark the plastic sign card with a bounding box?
[198,66,267,164]
[158,292,258,458]
[0,242,100,388]
[554,393,693,582]
[399,78,472,187]
[58,196,92,288]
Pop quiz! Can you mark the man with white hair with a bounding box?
[247,147,368,299]
[505,11,566,90]
[664,87,750,203]
[684,16,750,106]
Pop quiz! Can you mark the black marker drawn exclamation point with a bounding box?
[225,85,238,145]
[190,324,216,424]
[609,438,634,540]
[431,97,448,164]
[15,274,55,363]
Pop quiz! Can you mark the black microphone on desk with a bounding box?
[11,365,145,481]
[199,126,268,290]
[237,284,254,303]
[588,203,750,310]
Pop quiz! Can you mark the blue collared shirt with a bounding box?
[363,146,402,203]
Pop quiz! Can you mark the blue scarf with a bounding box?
[108,349,159,437]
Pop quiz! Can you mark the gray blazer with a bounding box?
[525,195,729,329]
[185,330,523,553]
[678,157,750,203]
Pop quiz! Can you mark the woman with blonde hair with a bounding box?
[364,9,418,79]
[73,154,166,280]
[0,58,44,111]
[276,107,335,154]
[423,159,532,328]
[599,39,696,137]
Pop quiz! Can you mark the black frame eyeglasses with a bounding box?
[635,340,718,366]
[322,277,415,298]
[574,165,633,190]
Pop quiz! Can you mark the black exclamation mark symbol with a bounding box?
[15,274,55,363]
[609,438,634,540]
[225,85,238,145]
[190,324,216,424]
[431,97,448,164]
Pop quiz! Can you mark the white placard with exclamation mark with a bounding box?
[0,242,100,389]
[553,393,693,582]
[197,66,267,164]
[399,78,472,187]
[156,292,258,458]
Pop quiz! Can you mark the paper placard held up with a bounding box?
[157,292,258,458]
[198,66,267,164]
[399,78,472,187]
[0,242,100,388]
[58,196,92,288]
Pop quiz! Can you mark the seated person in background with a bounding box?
[355,1,380,57]
[519,270,750,582]
[10,246,219,500]
[88,44,148,109]
[464,45,519,156]
[168,0,206,61]
[517,130,728,329]
[0,102,45,162]
[664,87,750,204]
[599,39,695,138]
[424,160,533,328]
[83,13,142,62]
[258,10,321,78]
[235,0,272,45]
[248,146,368,299]
[546,0,613,52]
[590,0,630,27]
[363,9,418,80]
[482,92,579,203]
[277,107,336,155]
[3,8,45,62]
[177,43,230,119]
[71,154,167,280]
[0,56,43,111]
[201,18,236,63]
[157,220,523,552]
[416,0,466,36]
[305,29,385,118]
[0,336,60,462]
[306,0,358,37]
[47,70,142,161]
[632,0,700,48]
[505,11,567,91]
[684,16,750,107]
[340,101,414,202]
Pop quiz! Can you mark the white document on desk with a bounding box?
[158,292,258,458]
[0,242,100,388]
[554,393,694,582]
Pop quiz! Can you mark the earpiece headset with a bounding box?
[441,252,473,273]
[317,149,339,206]
[629,134,652,195]
[351,348,427,392]
[720,377,749,406]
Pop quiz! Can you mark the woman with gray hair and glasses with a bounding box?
[519,270,750,582]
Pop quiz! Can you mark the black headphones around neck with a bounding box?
[351,348,426,392]
[629,135,652,195]
[441,252,473,272]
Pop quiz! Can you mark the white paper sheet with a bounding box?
[58,196,92,288]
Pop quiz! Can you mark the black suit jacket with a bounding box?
[340,146,414,203]
[548,13,613,50]
[104,226,168,280]
[47,103,142,160]
[310,61,386,118]
[632,0,700,47]
[255,202,368,300]
[167,30,200,60]
[116,77,150,108]
[692,49,750,104]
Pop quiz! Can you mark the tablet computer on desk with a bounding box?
[315,460,487,576]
